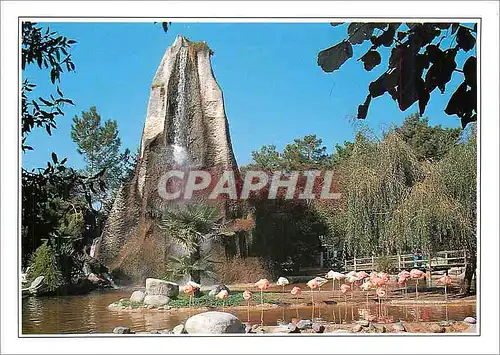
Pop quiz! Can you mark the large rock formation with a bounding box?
[95,36,243,280]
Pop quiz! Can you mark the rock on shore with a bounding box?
[184,311,245,334]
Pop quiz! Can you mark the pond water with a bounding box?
[22,289,476,334]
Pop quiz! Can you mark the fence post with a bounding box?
[354,257,357,272]
[344,259,347,272]
[398,254,401,270]
[371,256,375,271]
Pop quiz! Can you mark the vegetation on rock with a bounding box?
[27,242,64,292]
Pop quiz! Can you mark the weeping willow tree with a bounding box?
[317,124,476,294]
[327,131,423,257]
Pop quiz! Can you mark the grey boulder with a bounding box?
[184,311,245,334]
[29,276,45,291]
[113,326,132,334]
[145,278,179,298]
[172,324,186,334]
[464,316,476,324]
[296,319,312,330]
[393,322,406,332]
[143,295,170,307]
[130,290,146,303]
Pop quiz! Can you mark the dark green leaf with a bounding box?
[463,56,476,88]
[357,94,371,119]
[397,31,407,41]
[445,81,476,127]
[359,50,381,71]
[51,152,58,164]
[317,41,353,73]
[348,23,383,45]
[39,97,53,106]
[456,27,475,52]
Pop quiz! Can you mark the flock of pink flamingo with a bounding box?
[179,268,453,325]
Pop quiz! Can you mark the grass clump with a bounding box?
[115,300,144,309]
[168,291,280,308]
[186,40,214,55]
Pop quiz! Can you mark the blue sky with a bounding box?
[22,22,473,169]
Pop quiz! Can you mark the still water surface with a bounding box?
[22,289,476,334]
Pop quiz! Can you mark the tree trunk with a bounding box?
[459,253,476,295]
[190,248,202,297]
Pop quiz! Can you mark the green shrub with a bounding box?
[27,241,64,292]
[375,256,397,273]
[168,291,280,308]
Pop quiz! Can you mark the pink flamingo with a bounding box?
[183,283,195,315]
[243,290,252,322]
[340,283,351,304]
[307,278,319,305]
[291,286,301,318]
[378,272,390,298]
[357,271,370,282]
[314,276,328,294]
[215,289,229,312]
[376,287,386,308]
[254,278,270,306]
[313,277,328,318]
[307,279,319,320]
[360,280,374,306]
[254,278,270,325]
[325,271,345,299]
[276,277,289,293]
[398,270,411,298]
[346,273,358,299]
[410,269,426,299]
[376,287,387,318]
[436,275,453,301]
[325,270,336,294]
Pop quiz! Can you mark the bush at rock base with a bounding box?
[214,257,271,284]
[27,241,64,292]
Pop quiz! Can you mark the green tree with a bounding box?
[22,22,76,151]
[160,204,221,285]
[71,106,131,190]
[245,134,330,171]
[396,113,461,161]
[247,145,282,170]
[336,131,422,257]
[281,134,330,170]
[242,134,332,273]
[21,22,105,266]
[27,241,64,292]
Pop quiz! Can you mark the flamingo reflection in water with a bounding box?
[243,290,252,323]
[290,286,301,319]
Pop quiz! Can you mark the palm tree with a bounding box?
[160,203,221,285]
[165,254,217,283]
